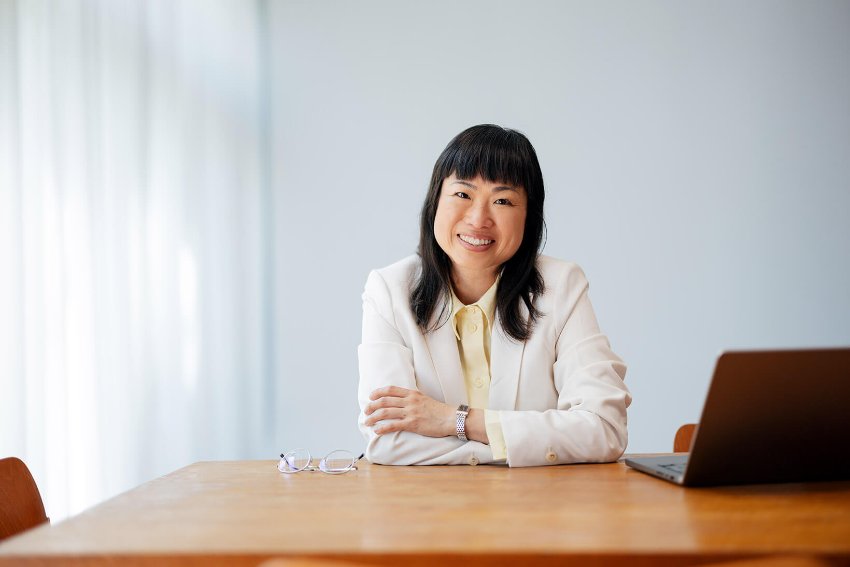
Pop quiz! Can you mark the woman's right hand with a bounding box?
[364,386,456,438]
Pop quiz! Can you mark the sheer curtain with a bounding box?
[0,0,275,521]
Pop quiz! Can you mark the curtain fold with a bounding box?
[0,0,275,521]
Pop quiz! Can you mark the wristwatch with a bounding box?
[456,404,470,441]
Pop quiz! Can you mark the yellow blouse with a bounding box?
[450,280,508,461]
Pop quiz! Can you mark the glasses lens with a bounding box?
[319,450,356,474]
[278,448,312,473]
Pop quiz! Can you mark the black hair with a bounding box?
[410,124,546,342]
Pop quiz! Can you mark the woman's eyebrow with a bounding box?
[492,185,521,193]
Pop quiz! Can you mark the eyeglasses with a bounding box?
[277,449,364,474]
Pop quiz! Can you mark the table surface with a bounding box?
[1,458,849,566]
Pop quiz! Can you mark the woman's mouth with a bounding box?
[458,234,494,250]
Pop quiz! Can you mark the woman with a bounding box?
[357,125,630,467]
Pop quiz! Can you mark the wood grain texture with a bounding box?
[675,423,698,453]
[0,459,848,566]
[0,457,49,541]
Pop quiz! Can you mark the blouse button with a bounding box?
[474,378,484,388]
[469,455,480,466]
[545,450,557,463]
[469,323,478,333]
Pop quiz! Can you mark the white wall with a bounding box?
[267,0,850,454]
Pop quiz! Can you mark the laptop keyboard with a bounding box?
[659,462,687,474]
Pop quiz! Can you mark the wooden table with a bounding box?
[1,459,849,566]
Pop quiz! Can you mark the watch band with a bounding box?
[456,404,470,441]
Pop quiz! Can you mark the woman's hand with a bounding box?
[365,386,455,438]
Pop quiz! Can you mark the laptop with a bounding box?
[625,347,850,487]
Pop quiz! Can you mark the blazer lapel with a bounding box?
[489,304,528,411]
[424,313,468,407]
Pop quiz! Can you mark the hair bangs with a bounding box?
[440,127,533,191]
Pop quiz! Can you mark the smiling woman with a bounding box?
[433,175,527,305]
[357,125,631,467]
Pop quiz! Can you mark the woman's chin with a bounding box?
[448,256,501,275]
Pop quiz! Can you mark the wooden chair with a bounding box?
[674,423,698,453]
[0,457,49,541]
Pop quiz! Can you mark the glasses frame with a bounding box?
[277,448,364,475]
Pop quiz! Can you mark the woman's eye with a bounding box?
[494,198,513,206]
[453,192,470,199]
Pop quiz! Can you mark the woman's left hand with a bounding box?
[365,386,455,438]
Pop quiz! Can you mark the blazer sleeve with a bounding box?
[357,269,494,465]
[499,266,631,467]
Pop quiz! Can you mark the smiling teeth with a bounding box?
[459,235,494,246]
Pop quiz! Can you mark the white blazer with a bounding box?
[357,254,631,467]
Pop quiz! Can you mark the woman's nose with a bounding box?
[465,201,492,228]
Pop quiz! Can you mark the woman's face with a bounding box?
[433,173,528,279]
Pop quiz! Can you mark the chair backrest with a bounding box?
[674,423,697,453]
[0,457,49,541]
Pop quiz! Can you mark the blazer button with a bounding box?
[469,455,480,466]
[545,451,557,463]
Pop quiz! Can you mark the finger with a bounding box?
[374,419,407,436]
[369,385,410,401]
[364,408,405,427]
[364,396,406,415]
